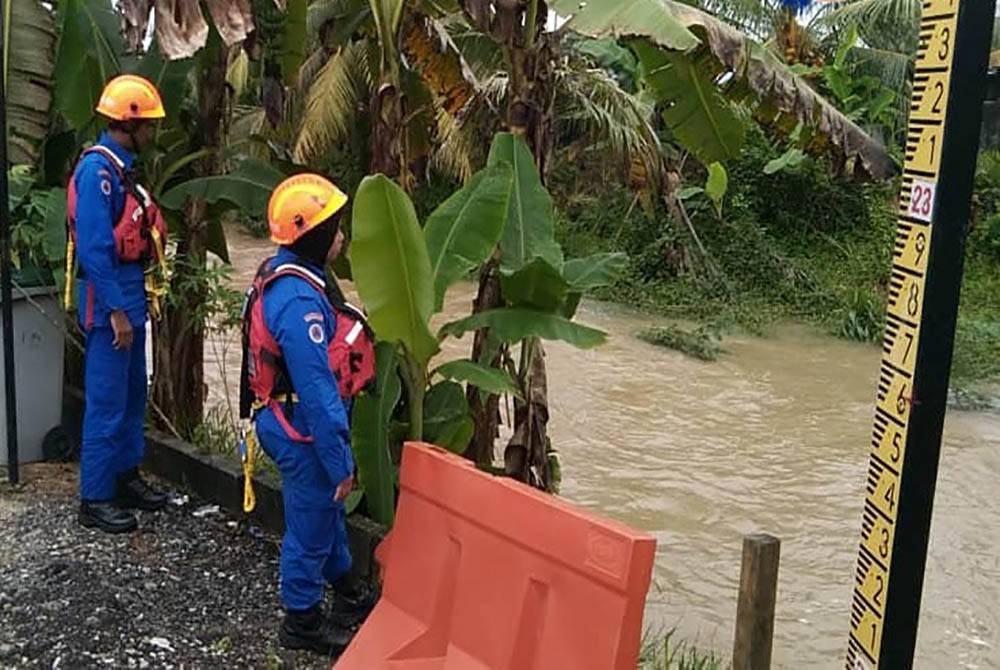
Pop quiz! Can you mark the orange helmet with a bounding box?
[268,173,349,245]
[96,75,166,121]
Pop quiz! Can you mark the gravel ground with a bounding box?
[0,464,338,670]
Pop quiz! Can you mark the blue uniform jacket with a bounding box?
[260,248,355,487]
[73,132,147,329]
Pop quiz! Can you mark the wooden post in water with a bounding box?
[732,533,781,670]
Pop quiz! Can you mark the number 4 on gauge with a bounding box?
[909,180,937,222]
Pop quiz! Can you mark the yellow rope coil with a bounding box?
[63,238,76,312]
[146,228,170,322]
[241,426,259,513]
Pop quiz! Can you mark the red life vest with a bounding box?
[239,258,377,440]
[66,145,168,265]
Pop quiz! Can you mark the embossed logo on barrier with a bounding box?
[585,527,627,579]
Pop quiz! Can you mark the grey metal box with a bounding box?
[0,286,66,466]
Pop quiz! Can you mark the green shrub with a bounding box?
[637,324,724,361]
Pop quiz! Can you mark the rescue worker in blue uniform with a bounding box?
[69,75,169,533]
[240,174,377,656]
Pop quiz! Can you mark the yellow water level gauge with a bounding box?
[846,1,995,668]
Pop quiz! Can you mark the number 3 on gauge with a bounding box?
[910,179,937,222]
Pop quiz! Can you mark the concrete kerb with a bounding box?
[143,430,387,584]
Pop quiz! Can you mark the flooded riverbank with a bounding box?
[207,225,999,668]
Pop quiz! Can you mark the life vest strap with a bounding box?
[251,393,299,410]
[269,263,326,289]
[82,144,127,171]
[251,396,314,444]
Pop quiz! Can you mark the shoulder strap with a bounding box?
[257,260,327,295]
[242,258,273,322]
[270,263,326,290]
[248,257,327,327]
[79,145,127,175]
[70,146,133,224]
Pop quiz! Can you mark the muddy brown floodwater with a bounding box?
[206,225,999,669]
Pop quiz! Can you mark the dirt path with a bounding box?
[0,464,335,669]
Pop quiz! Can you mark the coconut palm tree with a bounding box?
[822,0,920,92]
[288,0,484,190]
[284,0,665,197]
[697,0,834,65]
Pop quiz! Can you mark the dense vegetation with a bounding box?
[4,0,997,664]
[4,0,997,518]
[554,129,1000,393]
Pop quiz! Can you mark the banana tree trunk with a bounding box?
[369,0,412,191]
[151,42,227,436]
[502,4,556,489]
[464,253,503,466]
[506,37,555,179]
[370,80,411,190]
[461,0,557,490]
[504,337,550,486]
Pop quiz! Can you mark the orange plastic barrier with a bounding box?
[335,442,657,670]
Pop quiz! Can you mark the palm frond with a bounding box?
[430,71,505,183]
[697,0,779,41]
[293,40,366,164]
[823,0,920,104]
[275,48,328,140]
[431,106,478,183]
[824,0,922,27]
[356,37,380,92]
[849,45,912,90]
[553,64,662,181]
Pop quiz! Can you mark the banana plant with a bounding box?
[117,0,254,60]
[3,0,57,164]
[548,0,895,179]
[347,131,619,523]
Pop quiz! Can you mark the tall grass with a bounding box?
[638,628,727,670]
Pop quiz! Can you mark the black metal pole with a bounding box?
[846,0,996,667]
[0,4,19,485]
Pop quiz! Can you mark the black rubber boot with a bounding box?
[116,468,168,512]
[78,501,138,534]
[329,576,379,629]
[279,604,353,656]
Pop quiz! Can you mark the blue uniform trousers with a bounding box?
[256,406,352,611]
[80,325,147,501]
